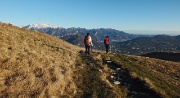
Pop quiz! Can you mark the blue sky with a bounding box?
[0,0,180,35]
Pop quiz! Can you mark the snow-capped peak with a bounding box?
[26,23,62,29]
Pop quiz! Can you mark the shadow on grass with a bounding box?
[104,59,163,98]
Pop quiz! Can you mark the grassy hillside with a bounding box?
[73,51,179,98]
[0,22,179,98]
[0,23,81,97]
[107,53,180,98]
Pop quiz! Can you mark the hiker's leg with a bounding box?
[85,45,88,53]
[87,45,90,54]
[105,45,108,53]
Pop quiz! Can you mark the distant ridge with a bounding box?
[142,52,180,62]
[24,23,63,29]
[113,35,180,55]
[23,23,142,51]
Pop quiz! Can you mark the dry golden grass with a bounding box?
[0,23,82,97]
[109,54,180,98]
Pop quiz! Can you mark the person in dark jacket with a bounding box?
[104,36,109,54]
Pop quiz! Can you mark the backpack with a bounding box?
[86,36,91,45]
[104,37,109,44]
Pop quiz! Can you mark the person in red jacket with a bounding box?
[104,36,109,54]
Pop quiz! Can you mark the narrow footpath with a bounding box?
[74,52,120,98]
[74,52,162,98]
[105,59,162,98]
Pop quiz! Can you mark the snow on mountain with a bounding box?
[25,23,62,29]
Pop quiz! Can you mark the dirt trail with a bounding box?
[105,59,162,98]
[74,53,119,98]
[75,52,162,98]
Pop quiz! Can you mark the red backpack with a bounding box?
[104,37,109,44]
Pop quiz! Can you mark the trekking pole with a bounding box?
[109,44,111,53]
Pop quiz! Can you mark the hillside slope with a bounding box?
[108,54,180,98]
[0,23,81,97]
[0,22,179,98]
[74,52,179,98]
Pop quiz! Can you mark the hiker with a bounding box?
[85,33,92,55]
[104,36,109,54]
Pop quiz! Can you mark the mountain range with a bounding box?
[24,23,137,43]
[24,23,149,50]
[113,35,180,55]
[24,23,180,55]
[25,23,62,29]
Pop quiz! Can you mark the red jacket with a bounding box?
[104,37,109,44]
